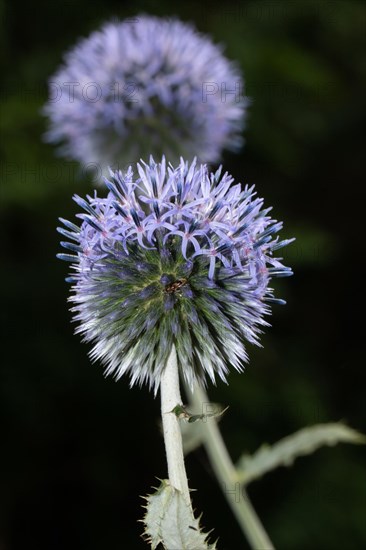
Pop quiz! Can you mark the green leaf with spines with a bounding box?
[236,422,366,485]
[142,480,217,550]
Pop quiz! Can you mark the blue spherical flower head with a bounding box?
[44,16,247,175]
[58,157,293,392]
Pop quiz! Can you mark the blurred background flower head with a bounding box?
[43,15,247,177]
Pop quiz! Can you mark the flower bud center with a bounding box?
[165,278,188,294]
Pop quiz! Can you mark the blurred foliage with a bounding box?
[1,0,365,549]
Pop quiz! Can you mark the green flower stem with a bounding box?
[185,382,274,550]
[161,345,192,510]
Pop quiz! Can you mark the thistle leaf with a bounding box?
[142,480,217,549]
[237,422,365,485]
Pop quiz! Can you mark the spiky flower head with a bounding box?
[43,16,246,175]
[58,157,293,392]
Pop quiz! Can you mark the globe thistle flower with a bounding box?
[44,16,246,174]
[58,157,293,392]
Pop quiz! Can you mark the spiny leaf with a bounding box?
[142,479,217,549]
[236,422,366,485]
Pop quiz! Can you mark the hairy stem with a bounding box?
[185,382,274,550]
[161,345,192,509]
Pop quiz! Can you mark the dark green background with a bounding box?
[1,0,365,548]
